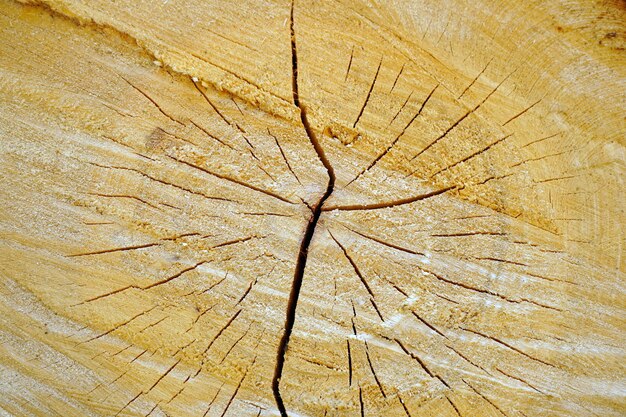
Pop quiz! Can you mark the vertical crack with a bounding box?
[272,1,335,415]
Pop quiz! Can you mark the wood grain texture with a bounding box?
[0,0,624,416]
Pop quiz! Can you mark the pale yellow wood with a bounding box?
[0,0,624,416]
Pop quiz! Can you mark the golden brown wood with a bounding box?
[0,0,624,416]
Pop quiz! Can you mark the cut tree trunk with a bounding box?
[0,0,624,416]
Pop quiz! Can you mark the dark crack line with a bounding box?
[344,83,438,188]
[353,56,382,128]
[169,156,295,204]
[272,1,335,416]
[268,128,302,185]
[390,63,405,93]
[345,45,355,82]
[323,185,454,211]
[328,230,376,300]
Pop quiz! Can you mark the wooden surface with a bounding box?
[0,0,625,416]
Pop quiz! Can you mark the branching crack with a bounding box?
[272,1,336,415]
[69,1,562,413]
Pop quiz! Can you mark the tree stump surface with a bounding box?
[0,0,624,416]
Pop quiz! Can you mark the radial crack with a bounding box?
[324,186,454,211]
[353,57,383,128]
[345,83,438,188]
[272,1,336,415]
